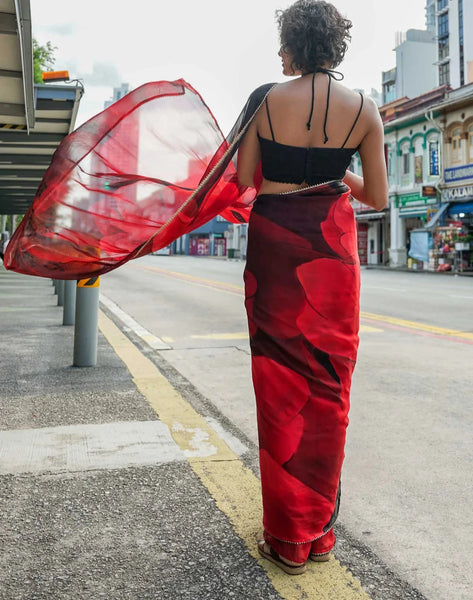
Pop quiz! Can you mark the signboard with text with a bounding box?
[396,193,437,208]
[441,184,473,202]
[444,163,473,183]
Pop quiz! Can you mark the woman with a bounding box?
[3,2,386,574]
[237,0,388,575]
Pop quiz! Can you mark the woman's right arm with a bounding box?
[344,98,388,211]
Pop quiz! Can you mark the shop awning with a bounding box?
[424,202,449,228]
[448,201,473,215]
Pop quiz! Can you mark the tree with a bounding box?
[33,38,57,84]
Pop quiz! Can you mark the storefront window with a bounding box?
[451,127,462,163]
[402,147,410,175]
[429,140,439,176]
[414,140,423,183]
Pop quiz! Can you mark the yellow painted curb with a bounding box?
[98,309,371,599]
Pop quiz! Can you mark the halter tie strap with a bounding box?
[306,67,345,143]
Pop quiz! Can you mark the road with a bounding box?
[100,256,473,600]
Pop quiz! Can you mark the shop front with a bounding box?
[397,191,439,269]
[352,201,389,265]
[437,177,473,272]
[189,234,210,256]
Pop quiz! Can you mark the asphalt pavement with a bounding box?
[0,263,434,600]
[0,266,281,600]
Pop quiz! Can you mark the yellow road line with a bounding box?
[98,309,370,600]
[191,326,382,340]
[359,324,383,333]
[361,311,473,341]
[136,264,471,342]
[135,264,243,296]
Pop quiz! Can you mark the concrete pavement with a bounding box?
[0,267,280,600]
[0,264,428,600]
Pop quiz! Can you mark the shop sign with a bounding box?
[441,185,473,202]
[444,163,473,183]
[396,193,437,207]
[422,185,437,197]
[429,141,439,176]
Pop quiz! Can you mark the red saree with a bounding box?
[4,80,361,562]
[3,80,272,279]
[245,183,360,560]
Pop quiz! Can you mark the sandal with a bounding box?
[309,551,332,562]
[257,540,307,575]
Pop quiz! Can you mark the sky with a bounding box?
[31,0,428,134]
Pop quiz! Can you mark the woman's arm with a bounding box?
[344,97,388,211]
[237,118,261,188]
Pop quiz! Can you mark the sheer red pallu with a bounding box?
[3,79,270,278]
[4,80,360,562]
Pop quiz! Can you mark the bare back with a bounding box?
[256,74,367,195]
[237,71,388,210]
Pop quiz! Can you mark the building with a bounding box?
[382,29,437,104]
[435,0,473,89]
[374,79,473,272]
[379,87,447,267]
[426,0,437,32]
[433,83,473,271]
[104,83,130,109]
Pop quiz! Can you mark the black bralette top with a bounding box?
[258,68,363,186]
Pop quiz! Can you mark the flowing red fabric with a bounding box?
[244,181,360,553]
[4,80,270,279]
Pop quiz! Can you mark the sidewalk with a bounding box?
[0,267,281,600]
[0,266,377,600]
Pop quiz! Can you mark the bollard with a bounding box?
[63,280,76,326]
[73,277,100,367]
[56,279,65,306]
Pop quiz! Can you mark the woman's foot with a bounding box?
[257,540,307,575]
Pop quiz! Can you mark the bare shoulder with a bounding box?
[363,95,381,117]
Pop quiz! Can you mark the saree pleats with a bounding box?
[244,182,360,544]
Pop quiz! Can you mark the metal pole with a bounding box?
[56,279,65,306]
[9,215,16,236]
[63,280,76,325]
[73,276,100,367]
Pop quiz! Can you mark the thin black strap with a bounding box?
[306,72,316,131]
[265,97,276,141]
[322,75,331,144]
[341,92,364,148]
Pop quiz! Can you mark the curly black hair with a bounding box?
[276,0,352,73]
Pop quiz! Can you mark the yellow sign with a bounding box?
[77,276,100,288]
